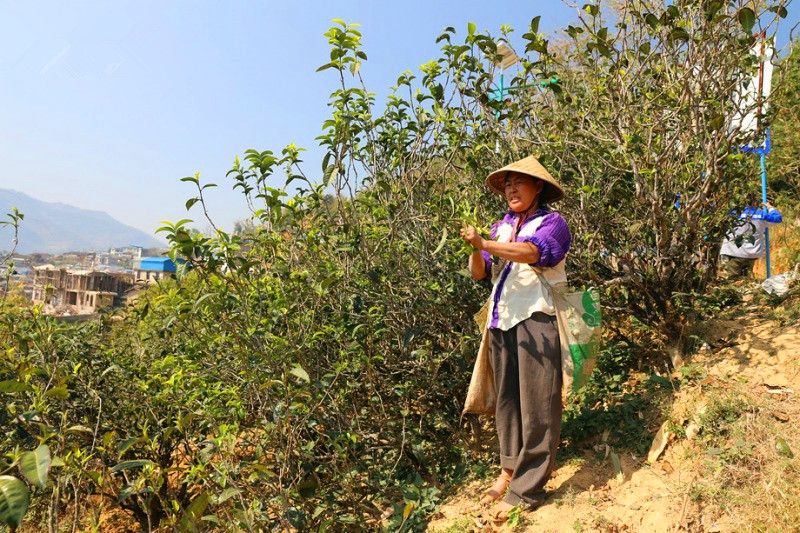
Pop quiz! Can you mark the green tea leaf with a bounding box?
[432,227,448,254]
[118,437,139,459]
[19,445,51,490]
[609,449,624,482]
[0,381,31,393]
[215,487,239,504]
[116,485,137,503]
[738,7,755,33]
[180,492,210,532]
[111,460,154,472]
[289,367,310,383]
[66,425,93,436]
[776,438,793,458]
[45,386,69,400]
[0,476,30,528]
[530,16,541,34]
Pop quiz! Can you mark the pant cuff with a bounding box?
[503,490,522,506]
[503,490,547,509]
[500,454,517,470]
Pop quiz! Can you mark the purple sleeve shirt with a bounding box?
[480,250,492,279]
[477,209,571,280]
[517,212,572,267]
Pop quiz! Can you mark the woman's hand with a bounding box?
[459,223,484,250]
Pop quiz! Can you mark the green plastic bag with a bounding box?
[553,285,602,397]
[535,272,602,399]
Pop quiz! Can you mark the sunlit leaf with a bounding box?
[776,438,793,458]
[214,488,239,504]
[0,476,29,528]
[111,460,154,472]
[610,449,624,483]
[19,445,50,490]
[289,367,310,383]
[432,227,448,254]
[45,386,69,400]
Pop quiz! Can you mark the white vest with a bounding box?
[488,215,568,331]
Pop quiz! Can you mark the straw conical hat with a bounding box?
[486,155,565,203]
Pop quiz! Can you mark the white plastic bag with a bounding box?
[762,265,799,296]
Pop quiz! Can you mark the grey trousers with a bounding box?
[489,312,562,507]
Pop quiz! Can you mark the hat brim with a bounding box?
[486,169,565,204]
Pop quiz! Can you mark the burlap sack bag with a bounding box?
[462,299,496,415]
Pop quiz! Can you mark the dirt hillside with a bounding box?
[428,290,800,533]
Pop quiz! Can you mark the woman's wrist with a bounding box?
[468,251,487,280]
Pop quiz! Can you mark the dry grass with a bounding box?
[675,381,800,532]
[680,288,800,531]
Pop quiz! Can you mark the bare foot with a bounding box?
[489,500,516,522]
[479,471,512,505]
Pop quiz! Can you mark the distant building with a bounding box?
[110,245,143,258]
[89,246,142,271]
[31,266,133,315]
[134,257,178,283]
[9,267,33,300]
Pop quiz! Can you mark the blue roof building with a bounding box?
[137,257,177,272]
[134,257,179,283]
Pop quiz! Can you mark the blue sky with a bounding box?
[0,1,797,239]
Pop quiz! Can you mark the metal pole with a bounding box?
[756,34,771,279]
[498,72,504,119]
[494,73,504,153]
[761,149,771,278]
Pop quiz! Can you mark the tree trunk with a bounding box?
[666,338,685,370]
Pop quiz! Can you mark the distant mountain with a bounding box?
[0,189,164,254]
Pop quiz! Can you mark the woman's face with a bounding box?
[504,173,543,213]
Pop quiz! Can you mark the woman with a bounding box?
[460,155,571,519]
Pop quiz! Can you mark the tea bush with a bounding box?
[0,1,792,530]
